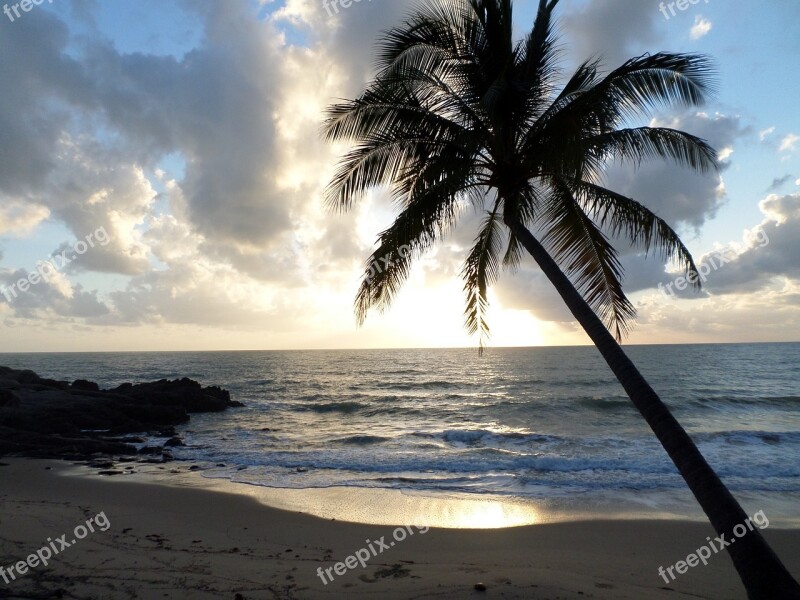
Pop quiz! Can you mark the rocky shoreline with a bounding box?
[0,366,242,464]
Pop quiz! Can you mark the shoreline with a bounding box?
[61,455,800,530]
[2,459,799,599]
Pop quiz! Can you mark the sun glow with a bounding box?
[253,486,543,529]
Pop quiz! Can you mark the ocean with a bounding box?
[3,343,799,525]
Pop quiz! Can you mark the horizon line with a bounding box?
[1,340,798,355]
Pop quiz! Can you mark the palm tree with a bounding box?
[322,0,800,597]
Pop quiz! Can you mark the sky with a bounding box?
[0,0,798,352]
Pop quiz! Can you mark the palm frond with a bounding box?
[325,131,472,211]
[462,201,504,353]
[602,52,717,116]
[538,178,636,339]
[355,162,475,323]
[377,0,479,73]
[569,179,701,287]
[587,127,718,173]
[501,184,539,271]
[515,0,561,117]
[523,52,716,168]
[502,230,523,271]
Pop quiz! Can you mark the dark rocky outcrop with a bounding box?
[0,366,242,460]
[72,379,100,392]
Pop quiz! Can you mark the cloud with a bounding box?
[496,131,793,334]
[0,200,50,236]
[767,174,795,193]
[0,0,424,332]
[0,12,94,197]
[717,147,734,161]
[82,5,295,254]
[601,112,745,230]
[560,0,664,69]
[0,267,110,320]
[690,16,712,39]
[628,284,800,345]
[760,127,776,141]
[592,193,800,344]
[0,0,797,348]
[779,133,799,153]
[658,192,800,299]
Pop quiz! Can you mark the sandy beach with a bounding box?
[0,459,797,599]
[2,0,800,596]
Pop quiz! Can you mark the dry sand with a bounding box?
[1,458,798,599]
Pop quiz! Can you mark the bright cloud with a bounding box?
[0,200,49,236]
[690,16,712,39]
[779,133,799,153]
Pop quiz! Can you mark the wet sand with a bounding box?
[1,458,798,599]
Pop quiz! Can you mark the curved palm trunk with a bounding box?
[504,213,800,600]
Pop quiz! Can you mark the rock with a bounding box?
[108,378,238,413]
[7,369,68,390]
[474,583,487,592]
[106,436,146,444]
[72,379,100,392]
[150,427,177,438]
[0,366,241,460]
[164,437,185,447]
[138,446,164,455]
[0,426,135,457]
[0,388,19,407]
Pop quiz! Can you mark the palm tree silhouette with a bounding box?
[322,1,800,597]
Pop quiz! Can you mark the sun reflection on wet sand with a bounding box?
[75,462,798,529]
[244,486,544,529]
[65,462,544,528]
